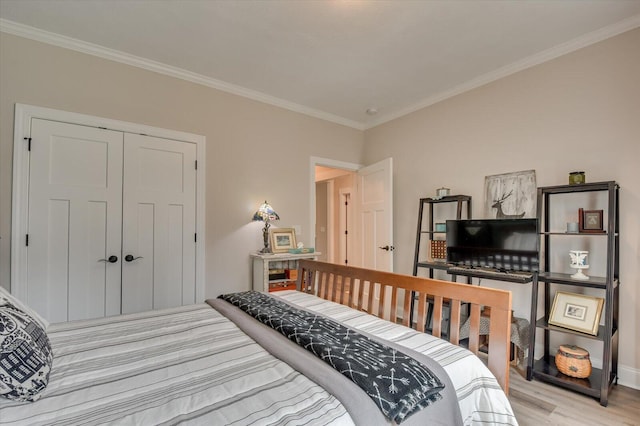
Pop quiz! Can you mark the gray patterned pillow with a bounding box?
[0,286,49,330]
[0,299,53,402]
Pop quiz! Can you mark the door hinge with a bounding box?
[344,230,348,235]
[194,233,197,243]
[195,160,198,170]
[26,234,29,246]
[24,137,32,151]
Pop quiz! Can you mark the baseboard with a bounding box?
[532,350,640,391]
[590,357,639,390]
[617,364,640,390]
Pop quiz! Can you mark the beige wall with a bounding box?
[364,29,640,386]
[1,27,638,386]
[0,33,364,297]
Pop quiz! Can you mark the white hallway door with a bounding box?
[26,119,197,322]
[358,157,393,272]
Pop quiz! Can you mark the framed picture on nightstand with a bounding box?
[270,228,297,253]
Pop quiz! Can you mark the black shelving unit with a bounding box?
[528,181,619,406]
[411,195,471,326]
[412,195,472,276]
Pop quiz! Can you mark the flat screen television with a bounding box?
[446,218,539,272]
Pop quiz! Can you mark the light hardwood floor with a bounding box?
[508,367,640,425]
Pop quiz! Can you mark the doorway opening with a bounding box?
[314,164,356,265]
[310,156,393,272]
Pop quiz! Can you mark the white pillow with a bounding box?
[0,297,53,402]
[0,286,49,330]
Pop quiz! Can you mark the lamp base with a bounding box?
[260,223,271,253]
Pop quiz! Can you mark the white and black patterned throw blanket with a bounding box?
[220,291,445,424]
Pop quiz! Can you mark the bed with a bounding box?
[0,261,517,425]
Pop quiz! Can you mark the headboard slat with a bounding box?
[296,259,512,393]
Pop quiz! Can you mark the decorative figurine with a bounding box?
[569,250,589,280]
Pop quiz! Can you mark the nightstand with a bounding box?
[251,252,320,292]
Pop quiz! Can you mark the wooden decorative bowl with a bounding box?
[555,344,591,379]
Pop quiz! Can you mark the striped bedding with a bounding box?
[0,304,352,426]
[0,293,517,425]
[272,291,518,426]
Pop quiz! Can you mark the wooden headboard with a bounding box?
[295,259,512,393]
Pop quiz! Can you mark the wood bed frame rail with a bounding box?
[295,259,512,393]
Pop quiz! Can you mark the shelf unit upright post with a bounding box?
[411,195,472,326]
[529,181,619,406]
[412,195,472,277]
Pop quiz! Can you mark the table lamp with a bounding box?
[252,201,280,253]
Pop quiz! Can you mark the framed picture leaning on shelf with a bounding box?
[578,208,604,233]
[548,291,604,336]
[270,228,297,253]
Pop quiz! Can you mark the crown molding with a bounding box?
[0,18,365,131]
[364,14,640,130]
[2,14,638,132]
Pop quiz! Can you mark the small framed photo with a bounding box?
[549,291,604,335]
[578,208,604,233]
[270,228,297,253]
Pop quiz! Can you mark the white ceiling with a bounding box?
[1,1,639,129]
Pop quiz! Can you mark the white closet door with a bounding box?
[27,119,123,322]
[121,134,197,314]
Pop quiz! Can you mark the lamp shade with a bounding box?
[252,201,280,222]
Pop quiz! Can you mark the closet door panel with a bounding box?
[122,202,156,313]
[27,119,123,322]
[121,134,197,314]
[79,201,111,320]
[44,199,70,320]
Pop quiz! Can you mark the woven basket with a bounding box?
[555,344,591,378]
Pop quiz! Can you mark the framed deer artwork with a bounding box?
[484,170,537,219]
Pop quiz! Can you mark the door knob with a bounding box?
[98,255,118,263]
[125,254,144,262]
[379,245,395,251]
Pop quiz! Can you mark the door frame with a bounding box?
[313,180,333,263]
[309,156,361,265]
[11,103,206,303]
[338,188,353,265]
[326,180,335,263]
